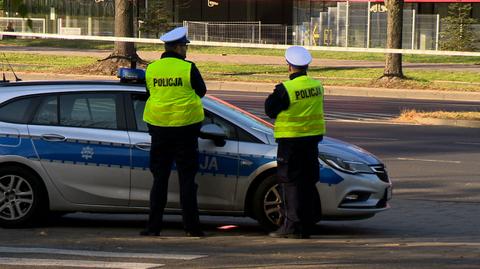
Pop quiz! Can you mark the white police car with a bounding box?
[0,69,391,229]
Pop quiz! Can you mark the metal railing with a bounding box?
[2,12,477,52]
[0,17,46,34]
[183,21,291,45]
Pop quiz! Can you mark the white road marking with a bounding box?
[328,112,394,118]
[327,119,417,125]
[0,246,206,260]
[455,141,480,146]
[209,93,265,98]
[0,258,163,269]
[345,136,400,141]
[395,157,461,164]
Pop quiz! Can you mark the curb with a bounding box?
[413,117,480,128]
[205,80,480,102]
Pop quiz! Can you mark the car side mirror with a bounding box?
[200,124,227,147]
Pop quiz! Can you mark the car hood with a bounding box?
[319,137,382,165]
[265,133,381,165]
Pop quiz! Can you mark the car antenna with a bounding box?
[1,52,22,82]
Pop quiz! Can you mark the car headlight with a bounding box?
[319,154,374,174]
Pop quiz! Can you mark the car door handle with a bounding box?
[135,142,151,151]
[41,134,66,142]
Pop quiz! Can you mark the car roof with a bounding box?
[0,80,273,144]
[0,81,145,103]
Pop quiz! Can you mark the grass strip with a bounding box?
[2,53,97,71]
[398,109,480,121]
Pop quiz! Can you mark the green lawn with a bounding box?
[3,53,97,71]
[4,52,480,92]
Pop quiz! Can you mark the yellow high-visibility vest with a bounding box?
[274,75,326,138]
[143,57,204,127]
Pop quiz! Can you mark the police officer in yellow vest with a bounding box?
[141,27,206,237]
[265,46,326,239]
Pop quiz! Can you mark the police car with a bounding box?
[0,69,392,230]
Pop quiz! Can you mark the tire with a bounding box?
[0,166,48,228]
[252,175,284,231]
[252,174,321,231]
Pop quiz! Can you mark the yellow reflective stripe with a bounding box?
[276,114,324,122]
[148,101,202,113]
[147,110,204,122]
[274,123,325,133]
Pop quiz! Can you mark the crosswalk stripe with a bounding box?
[0,258,163,269]
[0,246,206,260]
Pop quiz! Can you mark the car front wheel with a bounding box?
[252,175,284,231]
[252,174,321,231]
[0,166,47,228]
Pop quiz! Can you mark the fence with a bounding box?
[183,21,291,45]
[0,17,46,34]
[470,24,480,51]
[184,9,440,50]
[57,17,114,36]
[303,2,440,50]
[2,12,477,52]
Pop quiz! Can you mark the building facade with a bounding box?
[1,0,479,49]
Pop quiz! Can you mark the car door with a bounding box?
[28,92,131,206]
[127,93,240,210]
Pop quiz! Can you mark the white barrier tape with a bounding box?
[0,32,165,44]
[2,32,480,57]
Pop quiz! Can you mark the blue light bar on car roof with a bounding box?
[117,68,145,83]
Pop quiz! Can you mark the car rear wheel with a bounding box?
[0,166,47,228]
[252,174,322,231]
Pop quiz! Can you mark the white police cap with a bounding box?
[160,27,190,44]
[285,46,312,67]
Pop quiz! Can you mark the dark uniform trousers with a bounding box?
[147,123,202,233]
[276,136,322,235]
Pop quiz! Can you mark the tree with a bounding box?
[7,0,32,29]
[139,0,171,38]
[440,4,478,51]
[383,0,404,79]
[94,0,144,75]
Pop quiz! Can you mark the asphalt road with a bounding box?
[211,91,480,203]
[0,93,479,269]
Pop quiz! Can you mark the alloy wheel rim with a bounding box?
[0,175,34,221]
[263,184,283,226]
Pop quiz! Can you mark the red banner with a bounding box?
[336,0,480,2]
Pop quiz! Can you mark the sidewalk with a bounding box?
[2,45,480,71]
[11,72,480,103]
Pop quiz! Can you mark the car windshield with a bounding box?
[204,95,273,134]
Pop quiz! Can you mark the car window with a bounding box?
[59,93,118,129]
[32,95,58,125]
[203,111,238,140]
[0,97,36,124]
[131,94,258,143]
[132,94,148,132]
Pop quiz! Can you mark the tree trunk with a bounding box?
[113,0,136,59]
[94,0,145,75]
[383,0,404,79]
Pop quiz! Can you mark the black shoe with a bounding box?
[185,230,205,237]
[269,231,309,239]
[139,229,160,236]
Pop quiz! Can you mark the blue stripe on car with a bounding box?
[0,136,38,159]
[2,136,344,185]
